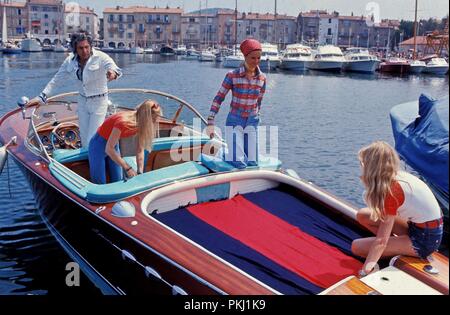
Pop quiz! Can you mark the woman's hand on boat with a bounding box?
[126,168,138,178]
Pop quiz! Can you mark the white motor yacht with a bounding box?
[259,42,281,71]
[408,60,426,74]
[199,49,216,62]
[280,44,312,71]
[21,38,43,52]
[223,50,245,68]
[307,45,345,72]
[422,58,449,75]
[343,47,380,73]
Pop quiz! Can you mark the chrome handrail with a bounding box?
[29,88,213,164]
[47,88,209,125]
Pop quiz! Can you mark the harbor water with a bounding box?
[0,52,448,294]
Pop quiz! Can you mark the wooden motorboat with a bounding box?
[0,89,448,295]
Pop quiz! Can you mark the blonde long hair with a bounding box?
[122,100,162,150]
[358,141,400,222]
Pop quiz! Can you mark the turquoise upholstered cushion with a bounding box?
[200,153,282,172]
[49,161,210,203]
[85,161,209,203]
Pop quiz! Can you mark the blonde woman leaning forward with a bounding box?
[88,100,162,184]
[352,141,443,277]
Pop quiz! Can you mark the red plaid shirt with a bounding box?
[209,66,266,119]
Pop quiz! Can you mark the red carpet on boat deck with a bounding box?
[187,195,362,288]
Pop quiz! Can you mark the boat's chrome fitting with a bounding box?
[111,201,136,218]
[17,96,30,120]
[145,266,162,280]
[172,285,188,295]
[121,250,137,263]
[423,264,439,275]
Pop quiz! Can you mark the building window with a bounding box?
[119,15,123,22]
[128,23,132,29]
[128,33,133,39]
[19,20,22,25]
[31,6,38,11]
[148,15,153,22]
[44,14,48,19]
[127,15,134,23]
[156,15,160,21]
[189,17,195,23]
[45,30,49,34]
[18,9,21,15]
[86,17,90,23]
[164,15,169,23]
[329,18,332,23]
[328,28,332,35]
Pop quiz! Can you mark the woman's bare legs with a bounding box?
[351,235,418,258]
[356,207,409,236]
[352,208,418,259]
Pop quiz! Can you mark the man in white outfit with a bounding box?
[27,33,122,147]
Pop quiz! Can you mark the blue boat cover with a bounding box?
[390,94,449,196]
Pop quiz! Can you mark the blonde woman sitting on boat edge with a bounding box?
[88,100,162,184]
[352,141,443,277]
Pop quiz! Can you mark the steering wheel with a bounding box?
[50,122,81,150]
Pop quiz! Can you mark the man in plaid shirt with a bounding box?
[207,39,267,169]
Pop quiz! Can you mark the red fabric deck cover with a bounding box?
[187,195,362,288]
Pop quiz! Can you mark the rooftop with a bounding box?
[104,6,183,14]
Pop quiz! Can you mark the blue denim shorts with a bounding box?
[408,221,443,259]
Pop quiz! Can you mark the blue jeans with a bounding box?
[408,222,443,259]
[88,132,123,184]
[223,113,260,169]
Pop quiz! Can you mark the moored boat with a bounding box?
[259,42,281,71]
[409,60,426,74]
[390,94,449,234]
[343,47,380,73]
[379,57,411,74]
[307,45,345,72]
[280,44,312,71]
[422,58,449,75]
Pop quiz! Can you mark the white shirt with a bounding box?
[395,171,442,223]
[42,48,122,98]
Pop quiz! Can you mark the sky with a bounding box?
[71,0,449,21]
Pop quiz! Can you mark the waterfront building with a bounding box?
[26,0,65,45]
[64,4,99,40]
[103,6,183,49]
[0,1,28,42]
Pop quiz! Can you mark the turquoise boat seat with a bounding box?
[200,153,282,172]
[52,136,213,164]
[49,161,209,203]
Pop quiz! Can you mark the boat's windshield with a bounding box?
[28,89,208,161]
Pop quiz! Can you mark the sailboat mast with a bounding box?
[413,0,418,60]
[234,0,237,53]
[2,3,8,44]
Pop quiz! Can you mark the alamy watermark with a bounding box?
[168,118,279,166]
[65,262,80,287]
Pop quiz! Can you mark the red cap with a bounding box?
[240,39,262,56]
